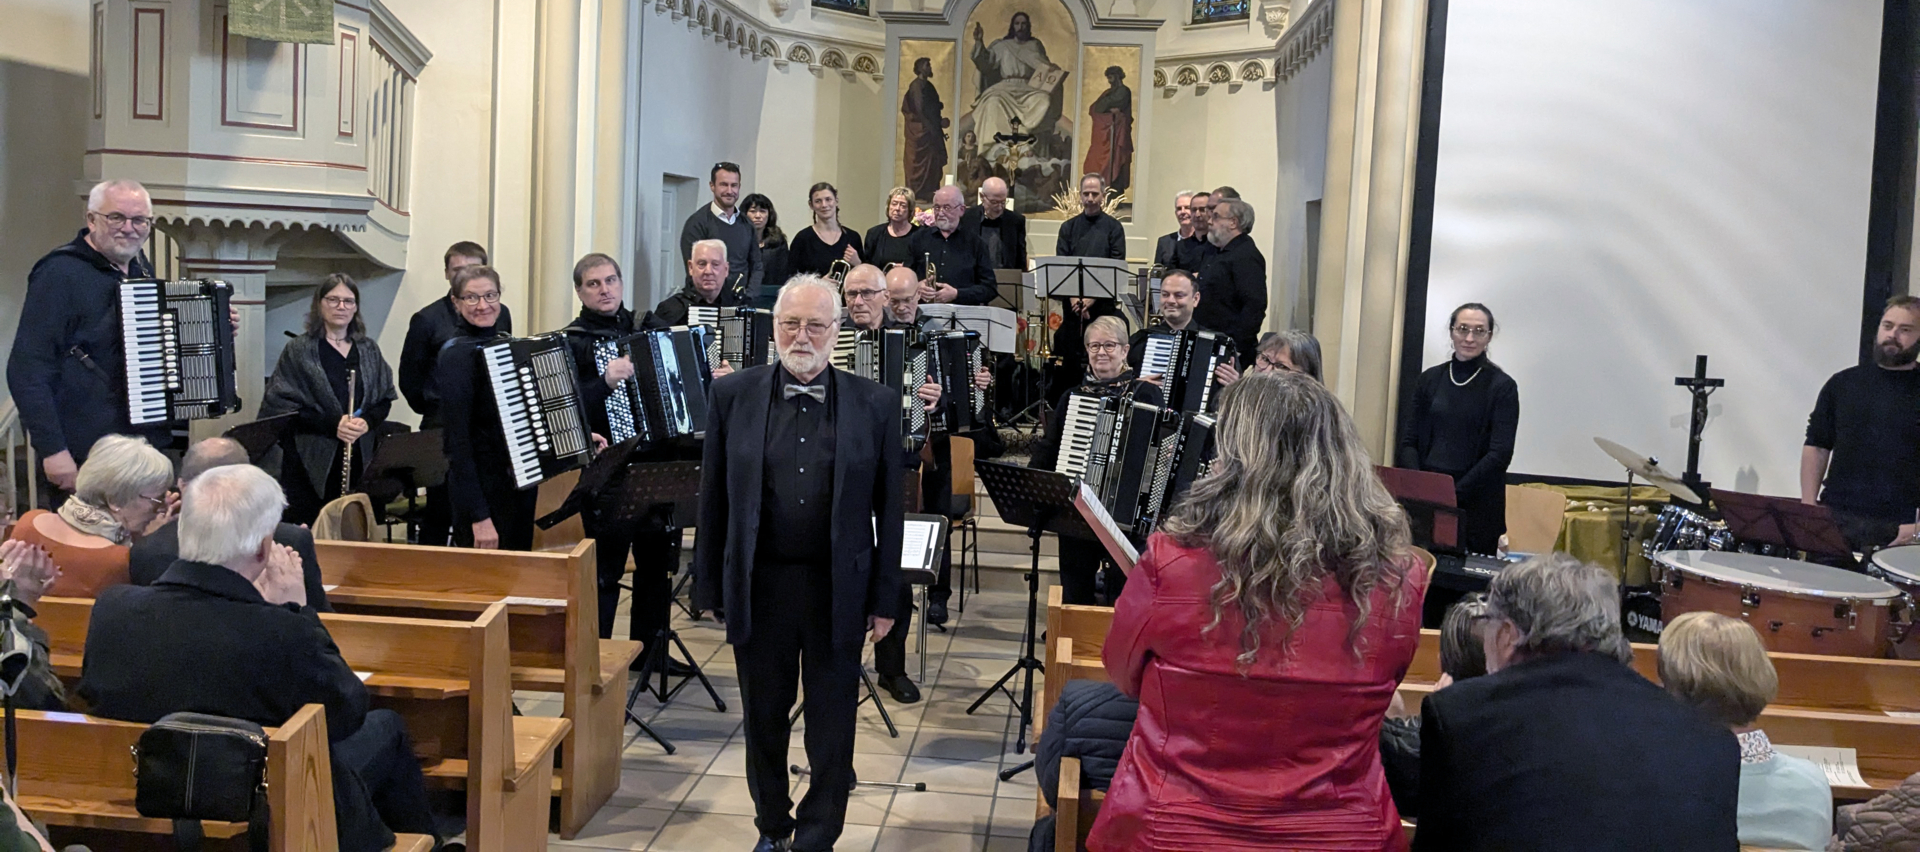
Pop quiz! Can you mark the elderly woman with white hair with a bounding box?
[6,433,174,597]
[1413,553,1742,851]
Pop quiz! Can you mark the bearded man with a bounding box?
[1802,294,1920,551]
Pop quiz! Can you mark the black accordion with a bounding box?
[118,278,241,425]
[1055,386,1217,534]
[833,328,928,446]
[923,329,990,433]
[1137,328,1236,413]
[689,305,774,368]
[480,334,594,489]
[595,325,714,445]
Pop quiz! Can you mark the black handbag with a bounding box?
[132,712,271,852]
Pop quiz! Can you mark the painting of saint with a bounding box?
[957,0,1077,217]
[901,56,950,203]
[1083,65,1133,194]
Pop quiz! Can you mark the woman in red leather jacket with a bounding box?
[1091,370,1430,851]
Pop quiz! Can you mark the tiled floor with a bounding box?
[533,583,1050,852]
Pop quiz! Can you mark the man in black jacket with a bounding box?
[8,179,165,498]
[909,185,998,306]
[648,239,750,330]
[1194,197,1267,365]
[959,177,1028,273]
[1170,191,1218,274]
[396,241,512,546]
[80,465,440,850]
[696,276,903,852]
[128,437,331,611]
[1151,190,1195,271]
[1055,173,1127,260]
[1414,554,1740,851]
[679,162,763,301]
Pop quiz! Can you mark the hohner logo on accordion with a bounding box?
[1054,386,1215,536]
[595,326,714,445]
[688,305,774,369]
[118,279,242,425]
[482,334,594,489]
[1138,328,1236,414]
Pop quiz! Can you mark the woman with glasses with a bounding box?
[789,182,865,279]
[1224,329,1325,387]
[6,434,174,597]
[1030,316,1163,605]
[1396,302,1519,556]
[742,193,790,307]
[863,187,922,270]
[433,266,536,550]
[260,273,398,525]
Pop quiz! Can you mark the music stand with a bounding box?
[222,413,296,463]
[1375,466,1462,553]
[1711,489,1856,564]
[965,461,1093,775]
[359,429,447,541]
[615,461,727,755]
[1030,256,1130,302]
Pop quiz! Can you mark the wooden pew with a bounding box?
[312,539,634,838]
[36,598,569,850]
[3,703,433,852]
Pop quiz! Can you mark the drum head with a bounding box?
[1872,544,1920,584]
[1654,550,1900,600]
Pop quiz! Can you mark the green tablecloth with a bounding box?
[1519,483,1674,586]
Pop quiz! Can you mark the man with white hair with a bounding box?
[960,176,1028,272]
[647,238,750,328]
[1153,190,1196,271]
[696,275,905,852]
[79,464,443,850]
[908,185,998,305]
[9,179,165,495]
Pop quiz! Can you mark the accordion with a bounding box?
[118,278,241,425]
[1137,328,1236,414]
[595,325,714,445]
[923,329,990,433]
[1135,411,1217,534]
[1055,386,1217,534]
[480,334,594,489]
[689,305,774,369]
[834,328,929,446]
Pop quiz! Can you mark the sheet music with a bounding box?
[1075,481,1139,568]
[916,304,1020,353]
[1773,744,1868,787]
[902,519,940,571]
[501,595,569,607]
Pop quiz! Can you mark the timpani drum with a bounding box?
[1652,550,1905,658]
[1869,545,1920,657]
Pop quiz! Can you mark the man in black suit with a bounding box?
[1194,197,1267,366]
[79,464,441,851]
[128,436,331,611]
[696,274,905,852]
[959,176,1027,274]
[1414,553,1740,851]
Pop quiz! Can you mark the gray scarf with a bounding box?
[56,495,131,545]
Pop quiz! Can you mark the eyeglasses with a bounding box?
[92,211,155,230]
[1086,341,1124,353]
[456,291,502,305]
[844,288,886,301]
[1451,325,1491,339]
[778,319,835,338]
[140,493,168,508]
[932,202,965,212]
[1257,355,1292,372]
[322,296,358,308]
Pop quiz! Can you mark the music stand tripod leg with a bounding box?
[623,673,678,755]
[965,527,1044,742]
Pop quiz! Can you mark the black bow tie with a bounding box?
[783,384,826,403]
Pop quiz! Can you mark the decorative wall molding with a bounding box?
[369,0,431,78]
[1153,0,1329,92]
[648,0,886,80]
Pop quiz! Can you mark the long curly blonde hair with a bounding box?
[1159,370,1413,664]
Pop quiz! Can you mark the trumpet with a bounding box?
[827,259,850,284]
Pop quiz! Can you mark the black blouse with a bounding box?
[863,222,919,269]
[789,225,865,277]
[317,340,357,414]
[1395,353,1520,496]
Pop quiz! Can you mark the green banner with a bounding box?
[229,0,335,45]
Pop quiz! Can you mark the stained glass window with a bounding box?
[1190,0,1249,25]
[813,0,869,16]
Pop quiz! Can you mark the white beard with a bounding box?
[779,346,829,377]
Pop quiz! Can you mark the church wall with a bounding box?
[0,0,92,400]
[1270,36,1332,331]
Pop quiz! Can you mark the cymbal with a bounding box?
[1593,437,1701,504]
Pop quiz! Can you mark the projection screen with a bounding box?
[1419,0,1884,493]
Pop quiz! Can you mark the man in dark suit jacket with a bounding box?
[78,465,440,851]
[959,176,1028,274]
[695,276,904,852]
[128,437,332,611]
[1414,554,1741,852]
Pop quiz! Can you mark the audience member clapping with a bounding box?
[1660,611,1831,850]
[5,434,173,597]
[1089,370,1428,851]
[1413,553,1741,850]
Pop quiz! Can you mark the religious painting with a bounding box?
[813,0,870,15]
[1075,44,1140,222]
[896,39,957,205]
[955,0,1079,219]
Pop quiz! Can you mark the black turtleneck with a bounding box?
[1055,210,1126,260]
[434,316,511,524]
[1030,369,1164,472]
[561,306,638,436]
[1396,352,1520,497]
